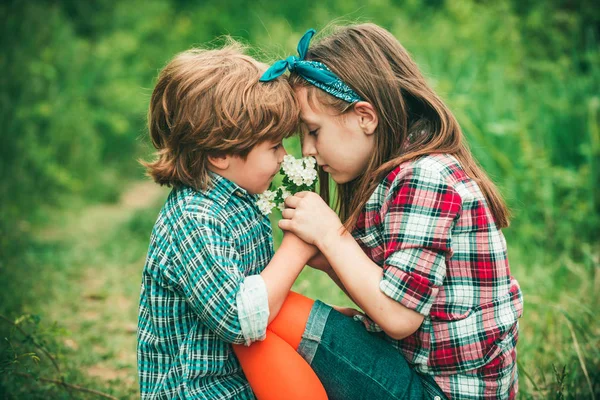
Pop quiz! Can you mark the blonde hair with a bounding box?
[142,41,299,191]
[290,23,510,229]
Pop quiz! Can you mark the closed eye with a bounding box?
[308,129,319,137]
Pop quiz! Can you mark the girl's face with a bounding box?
[295,86,377,184]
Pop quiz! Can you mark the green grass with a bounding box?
[1,178,598,398]
[1,1,599,398]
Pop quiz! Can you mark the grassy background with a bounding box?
[1,0,598,398]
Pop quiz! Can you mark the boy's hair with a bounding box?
[290,23,509,229]
[142,42,299,191]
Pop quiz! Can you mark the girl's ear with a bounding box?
[207,154,231,171]
[353,101,378,135]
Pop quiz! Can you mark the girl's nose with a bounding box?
[302,135,317,157]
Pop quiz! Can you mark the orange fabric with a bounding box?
[232,292,327,400]
[268,291,314,350]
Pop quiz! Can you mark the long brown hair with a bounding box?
[290,23,509,229]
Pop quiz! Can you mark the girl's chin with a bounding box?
[331,172,360,185]
[330,175,346,184]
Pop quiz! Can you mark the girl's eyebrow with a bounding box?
[300,113,318,125]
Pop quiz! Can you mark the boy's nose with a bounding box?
[278,146,288,162]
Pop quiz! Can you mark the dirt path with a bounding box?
[81,182,166,384]
[34,180,168,398]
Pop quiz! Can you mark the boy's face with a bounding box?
[226,140,287,195]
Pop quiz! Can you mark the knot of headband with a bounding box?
[260,29,363,104]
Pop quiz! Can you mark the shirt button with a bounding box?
[434,396,441,400]
[234,190,245,197]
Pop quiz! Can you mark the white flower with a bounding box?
[301,167,317,186]
[292,175,304,186]
[256,156,318,214]
[256,190,276,215]
[303,156,316,168]
[261,190,276,202]
[280,187,291,201]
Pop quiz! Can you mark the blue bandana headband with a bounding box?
[260,29,363,104]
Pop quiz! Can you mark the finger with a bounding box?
[284,195,301,209]
[295,192,309,198]
[281,208,295,220]
[278,219,293,231]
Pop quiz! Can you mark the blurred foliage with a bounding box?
[0,0,599,398]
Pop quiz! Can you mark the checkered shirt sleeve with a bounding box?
[379,165,462,316]
[170,211,269,344]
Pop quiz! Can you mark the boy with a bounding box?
[137,43,317,399]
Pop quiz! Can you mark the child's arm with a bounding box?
[171,212,314,346]
[260,233,318,323]
[281,194,424,339]
[280,166,463,340]
[308,252,356,304]
[317,229,425,340]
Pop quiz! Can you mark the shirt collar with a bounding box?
[205,171,254,208]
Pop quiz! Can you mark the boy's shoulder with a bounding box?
[164,185,225,223]
[162,173,253,226]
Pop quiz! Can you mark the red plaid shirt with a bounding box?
[353,154,523,399]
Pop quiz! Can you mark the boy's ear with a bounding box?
[354,101,378,135]
[207,154,231,170]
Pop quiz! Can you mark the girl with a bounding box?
[235,24,523,400]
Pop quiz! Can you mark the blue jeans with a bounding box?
[297,301,446,400]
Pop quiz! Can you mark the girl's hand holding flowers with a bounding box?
[256,154,343,251]
[279,191,344,249]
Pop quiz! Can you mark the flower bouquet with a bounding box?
[256,155,318,215]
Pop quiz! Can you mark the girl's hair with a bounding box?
[290,23,509,229]
[142,41,299,191]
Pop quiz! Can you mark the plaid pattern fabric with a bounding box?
[137,173,274,399]
[353,154,523,400]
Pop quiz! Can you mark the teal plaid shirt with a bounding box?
[137,173,273,399]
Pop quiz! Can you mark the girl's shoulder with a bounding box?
[381,153,468,190]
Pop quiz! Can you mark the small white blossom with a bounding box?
[256,190,277,215]
[256,156,318,214]
[304,156,317,168]
[280,188,291,201]
[261,190,276,201]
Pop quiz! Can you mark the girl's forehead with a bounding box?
[296,87,323,122]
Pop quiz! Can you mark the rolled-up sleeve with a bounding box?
[236,275,270,345]
[380,165,462,316]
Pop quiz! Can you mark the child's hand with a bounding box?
[281,231,319,260]
[279,192,344,248]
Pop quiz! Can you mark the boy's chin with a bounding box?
[250,182,272,195]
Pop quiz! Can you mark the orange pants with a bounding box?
[233,292,328,400]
